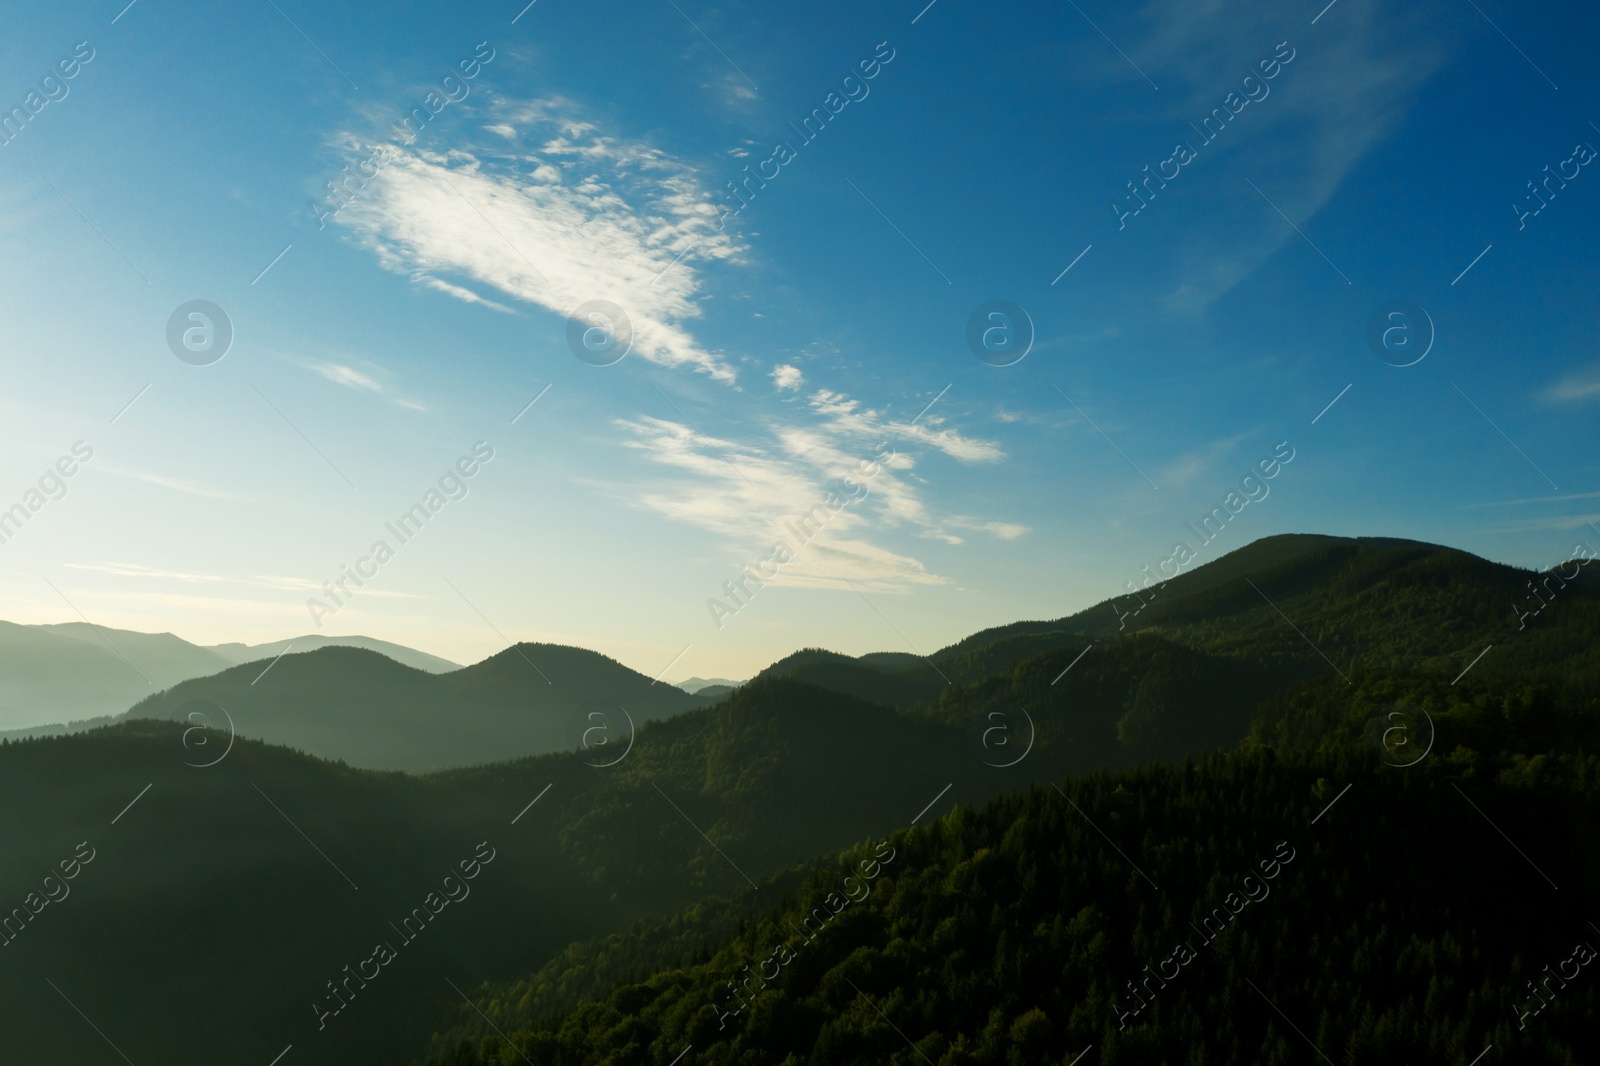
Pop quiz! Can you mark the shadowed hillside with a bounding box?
[119,643,707,771]
[424,746,1600,1065]
[2,534,1596,1066]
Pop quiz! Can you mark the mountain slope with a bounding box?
[209,634,461,674]
[0,620,220,729]
[120,643,705,771]
[0,621,459,730]
[739,536,1592,711]
[930,534,1599,690]
[0,673,1053,1066]
[423,746,1600,1065]
[749,648,944,708]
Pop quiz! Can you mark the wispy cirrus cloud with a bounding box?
[1112,0,1453,310]
[1466,490,1600,509]
[313,363,382,392]
[332,96,746,381]
[309,360,428,411]
[413,274,515,313]
[62,562,421,598]
[805,389,1004,464]
[97,468,240,501]
[1539,364,1600,404]
[1484,514,1600,535]
[609,382,1023,591]
[1155,430,1255,490]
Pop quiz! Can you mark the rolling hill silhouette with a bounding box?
[2,533,1596,1066]
[757,534,1598,703]
[118,643,705,771]
[0,622,458,730]
[0,676,1002,1066]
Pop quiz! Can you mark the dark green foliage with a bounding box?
[750,647,946,707]
[0,677,1056,1066]
[932,534,1600,693]
[426,749,1600,1065]
[405,536,1600,1066]
[3,533,1596,1066]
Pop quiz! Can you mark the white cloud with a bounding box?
[313,364,383,393]
[1490,513,1600,534]
[607,382,1021,591]
[805,388,1004,464]
[1539,364,1600,404]
[1466,490,1600,509]
[59,563,420,599]
[414,274,515,313]
[309,360,428,412]
[947,516,1031,540]
[612,414,944,592]
[64,562,230,583]
[332,97,746,381]
[772,364,803,390]
[97,468,240,500]
[1155,430,1254,490]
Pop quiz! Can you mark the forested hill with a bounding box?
[0,678,1052,1066]
[422,745,1600,1065]
[3,533,1596,1066]
[114,642,705,771]
[923,533,1600,690]
[406,533,1600,1065]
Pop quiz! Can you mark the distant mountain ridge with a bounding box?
[0,622,459,731]
[674,675,744,694]
[206,633,459,674]
[1,532,1596,1066]
[10,533,1593,771]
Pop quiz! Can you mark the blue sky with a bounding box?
[0,0,1596,681]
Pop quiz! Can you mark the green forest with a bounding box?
[419,736,1600,1065]
[414,536,1600,1065]
[1,535,1596,1065]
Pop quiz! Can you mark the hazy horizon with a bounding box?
[2,0,1596,683]
[0,529,1578,685]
